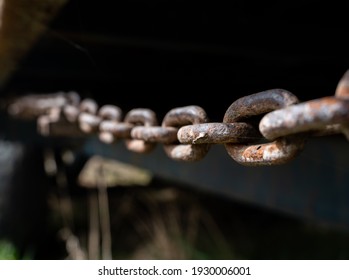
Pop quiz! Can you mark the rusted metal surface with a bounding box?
[131,126,178,144]
[162,142,210,162]
[98,105,122,121]
[259,71,349,142]
[3,69,349,229]
[4,69,349,165]
[223,89,303,166]
[78,112,101,134]
[1,1,349,234]
[161,106,209,127]
[223,89,299,123]
[162,106,210,161]
[97,105,122,144]
[335,69,349,140]
[335,70,349,99]
[63,104,80,123]
[7,91,79,119]
[77,99,100,133]
[99,121,133,143]
[259,97,349,140]
[225,135,307,166]
[79,99,98,114]
[124,108,158,153]
[78,101,122,136]
[124,108,158,126]
[178,123,259,144]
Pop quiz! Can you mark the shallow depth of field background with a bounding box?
[1,0,349,260]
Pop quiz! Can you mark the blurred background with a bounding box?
[1,0,349,260]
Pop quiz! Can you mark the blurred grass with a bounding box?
[3,155,349,260]
[0,240,18,259]
[5,178,349,260]
[0,239,35,260]
[105,183,349,260]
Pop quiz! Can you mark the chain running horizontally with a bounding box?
[6,70,349,166]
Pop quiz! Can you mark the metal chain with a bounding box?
[6,70,349,166]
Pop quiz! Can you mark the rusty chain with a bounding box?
[5,70,349,166]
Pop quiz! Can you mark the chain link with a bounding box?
[335,70,349,140]
[259,97,349,140]
[123,108,158,153]
[162,106,210,162]
[6,70,349,166]
[223,89,306,166]
[177,123,259,144]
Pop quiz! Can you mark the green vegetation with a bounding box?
[0,240,18,260]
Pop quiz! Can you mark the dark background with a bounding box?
[3,0,349,121]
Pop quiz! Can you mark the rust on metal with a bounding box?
[98,121,133,144]
[177,123,260,144]
[97,105,122,143]
[225,136,306,166]
[63,104,80,123]
[99,121,133,138]
[98,105,122,121]
[224,89,302,166]
[77,98,99,134]
[335,69,349,99]
[131,126,178,144]
[124,108,158,153]
[62,92,80,123]
[7,92,76,119]
[162,106,209,127]
[98,131,115,144]
[124,108,158,126]
[162,106,210,161]
[223,89,299,123]
[78,112,101,134]
[79,102,122,136]
[79,98,98,114]
[163,143,210,162]
[335,69,349,140]
[64,91,81,106]
[7,69,349,166]
[259,97,349,140]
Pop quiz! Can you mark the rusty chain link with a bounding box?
[6,70,349,166]
[162,106,210,162]
[124,108,158,153]
[223,89,306,166]
[334,70,349,140]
